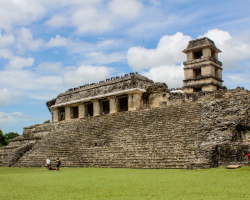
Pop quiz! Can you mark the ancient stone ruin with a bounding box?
[1,37,249,169]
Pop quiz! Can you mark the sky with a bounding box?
[0,0,250,135]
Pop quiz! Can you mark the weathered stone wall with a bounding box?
[53,74,154,106]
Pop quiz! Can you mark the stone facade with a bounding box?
[1,37,249,170]
[47,72,154,123]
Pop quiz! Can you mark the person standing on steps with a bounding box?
[46,158,51,170]
[56,158,61,171]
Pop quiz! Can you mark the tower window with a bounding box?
[193,50,203,59]
[194,88,202,92]
[215,69,218,78]
[211,50,216,59]
[194,68,201,78]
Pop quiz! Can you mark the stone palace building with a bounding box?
[1,37,249,169]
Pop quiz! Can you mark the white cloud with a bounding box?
[0,31,15,47]
[127,32,192,71]
[84,51,126,65]
[96,40,114,48]
[15,27,44,51]
[142,65,184,88]
[109,0,143,20]
[46,6,113,33]
[7,57,34,69]
[0,111,29,124]
[46,35,72,47]
[0,88,12,105]
[0,70,62,91]
[36,62,63,74]
[0,0,45,31]
[71,7,113,33]
[41,0,101,6]
[198,29,250,69]
[45,15,68,27]
[63,65,111,86]
[0,48,34,69]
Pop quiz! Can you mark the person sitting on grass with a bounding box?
[56,158,61,172]
[46,158,51,171]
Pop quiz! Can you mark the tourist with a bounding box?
[46,158,51,171]
[248,153,250,169]
[56,158,61,171]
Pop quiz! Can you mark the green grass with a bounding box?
[1,167,250,200]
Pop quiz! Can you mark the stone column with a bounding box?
[78,103,86,118]
[65,106,71,120]
[128,93,142,111]
[186,51,193,61]
[93,100,100,116]
[202,47,211,57]
[52,108,59,122]
[109,97,117,114]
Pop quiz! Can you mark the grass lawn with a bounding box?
[0,166,250,200]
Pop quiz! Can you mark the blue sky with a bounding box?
[0,0,250,134]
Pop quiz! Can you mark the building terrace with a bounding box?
[47,72,155,122]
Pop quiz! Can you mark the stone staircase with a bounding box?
[0,143,21,166]
[15,102,202,169]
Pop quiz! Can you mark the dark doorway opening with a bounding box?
[193,50,203,59]
[194,88,202,92]
[86,103,93,117]
[58,107,65,121]
[102,100,109,114]
[194,68,201,78]
[71,106,78,119]
[118,96,128,112]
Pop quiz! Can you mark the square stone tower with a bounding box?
[182,37,223,93]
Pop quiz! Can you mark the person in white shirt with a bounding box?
[46,158,51,170]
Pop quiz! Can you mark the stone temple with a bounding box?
[1,37,250,169]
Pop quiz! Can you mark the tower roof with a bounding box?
[183,37,221,53]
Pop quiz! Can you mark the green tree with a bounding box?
[4,132,20,145]
[222,86,228,90]
[0,129,7,146]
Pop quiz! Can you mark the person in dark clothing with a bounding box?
[56,158,61,171]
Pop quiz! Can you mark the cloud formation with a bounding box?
[109,0,143,20]
[0,0,45,31]
[63,65,111,86]
[0,49,34,69]
[127,32,191,71]
[0,88,12,105]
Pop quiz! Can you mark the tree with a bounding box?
[0,129,7,146]
[4,132,20,145]
[222,86,228,90]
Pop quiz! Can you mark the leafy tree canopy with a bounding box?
[4,132,20,140]
[4,132,20,145]
[0,129,7,146]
